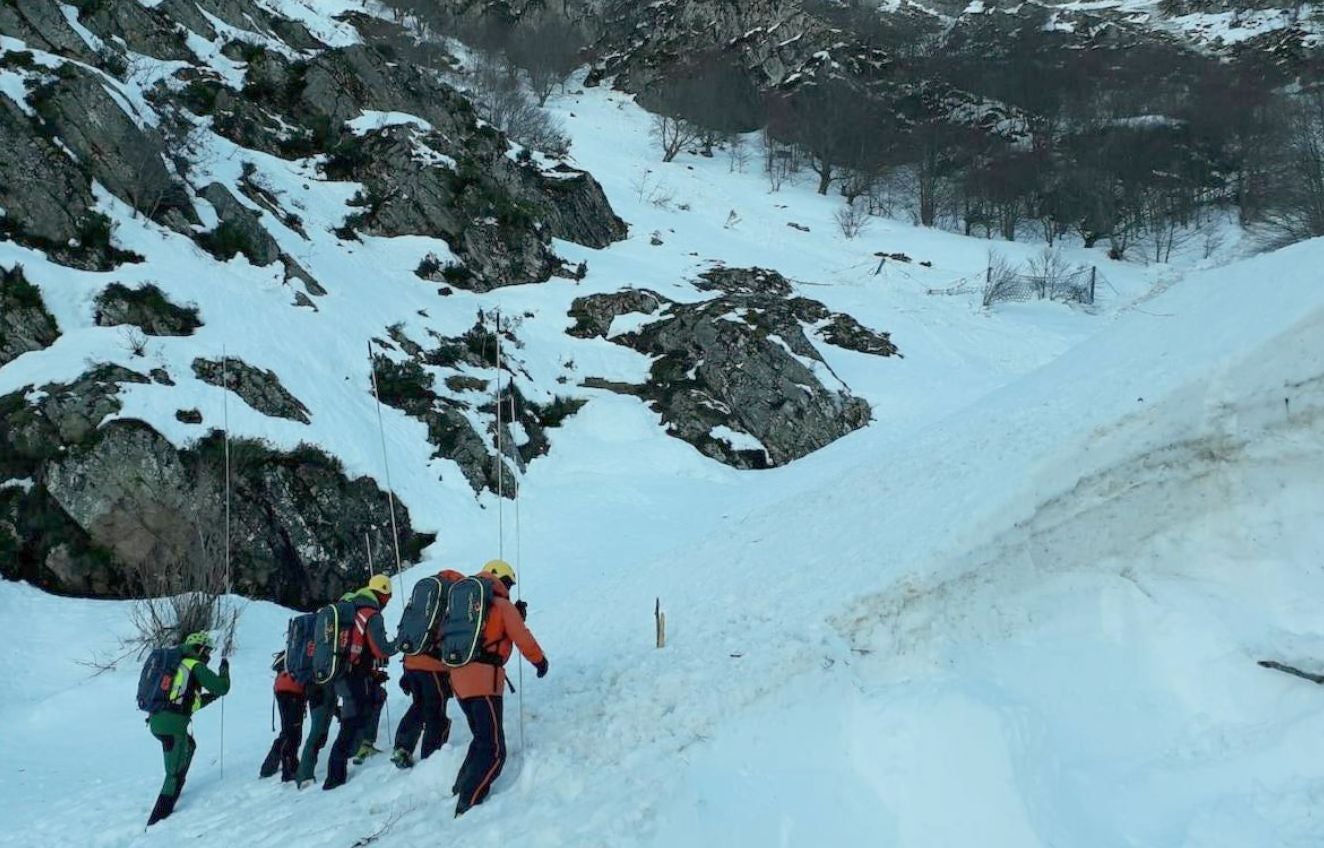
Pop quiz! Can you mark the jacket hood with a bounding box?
[350,587,382,609]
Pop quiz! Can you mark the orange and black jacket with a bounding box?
[449,573,545,700]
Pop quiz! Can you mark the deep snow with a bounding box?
[3,4,1324,846]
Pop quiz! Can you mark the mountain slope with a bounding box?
[4,231,1322,848]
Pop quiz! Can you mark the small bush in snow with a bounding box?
[835,201,870,239]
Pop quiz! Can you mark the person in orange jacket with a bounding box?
[391,569,465,769]
[451,559,547,817]
[259,651,307,782]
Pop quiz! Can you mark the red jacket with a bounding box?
[449,574,545,699]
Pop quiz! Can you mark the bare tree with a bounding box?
[470,51,569,154]
[981,251,1019,308]
[652,114,703,163]
[766,80,880,195]
[1027,246,1073,299]
[1258,91,1324,249]
[506,12,585,105]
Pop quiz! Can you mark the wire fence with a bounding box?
[927,259,1100,307]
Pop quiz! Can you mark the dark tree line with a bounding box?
[644,5,1324,254]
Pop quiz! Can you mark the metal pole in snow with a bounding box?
[366,340,404,586]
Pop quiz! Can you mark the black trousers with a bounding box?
[394,669,452,759]
[455,695,505,815]
[326,671,374,785]
[260,691,307,780]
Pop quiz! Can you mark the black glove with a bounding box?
[400,675,412,695]
[219,658,230,675]
[534,658,548,679]
[514,600,528,620]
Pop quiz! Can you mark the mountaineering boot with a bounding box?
[323,758,348,791]
[391,748,414,769]
[259,742,281,779]
[146,793,176,826]
[297,779,312,790]
[352,741,381,764]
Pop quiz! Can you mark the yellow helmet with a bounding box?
[367,574,393,595]
[483,559,516,586]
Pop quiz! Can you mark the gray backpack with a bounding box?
[284,612,318,684]
[395,576,452,656]
[312,600,358,685]
[439,577,495,668]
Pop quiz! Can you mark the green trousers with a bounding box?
[148,711,196,799]
[296,684,333,783]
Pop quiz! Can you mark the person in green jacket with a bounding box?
[146,631,231,826]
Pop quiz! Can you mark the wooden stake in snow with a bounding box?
[655,598,666,649]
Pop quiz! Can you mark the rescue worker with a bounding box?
[351,664,389,764]
[391,569,465,768]
[451,560,548,816]
[294,681,333,789]
[146,631,231,826]
[259,651,306,782]
[324,574,398,790]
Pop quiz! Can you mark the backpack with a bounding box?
[438,576,495,668]
[137,646,184,713]
[284,612,318,685]
[312,599,358,685]
[395,575,453,657]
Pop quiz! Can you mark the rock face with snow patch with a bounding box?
[93,283,201,337]
[0,368,430,607]
[27,66,196,232]
[570,268,896,468]
[371,320,587,496]
[0,92,133,271]
[192,357,311,424]
[0,267,60,367]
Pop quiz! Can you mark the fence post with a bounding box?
[655,598,666,649]
[1090,266,1097,304]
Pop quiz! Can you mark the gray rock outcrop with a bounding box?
[569,268,898,467]
[192,357,311,423]
[0,368,430,607]
[0,266,60,367]
[28,66,196,231]
[94,283,202,336]
[0,1,96,63]
[0,94,133,271]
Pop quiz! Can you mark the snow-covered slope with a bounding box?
[4,3,1322,846]
[5,228,1323,848]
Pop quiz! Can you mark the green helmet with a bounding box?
[183,631,215,651]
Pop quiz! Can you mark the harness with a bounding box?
[348,606,377,666]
